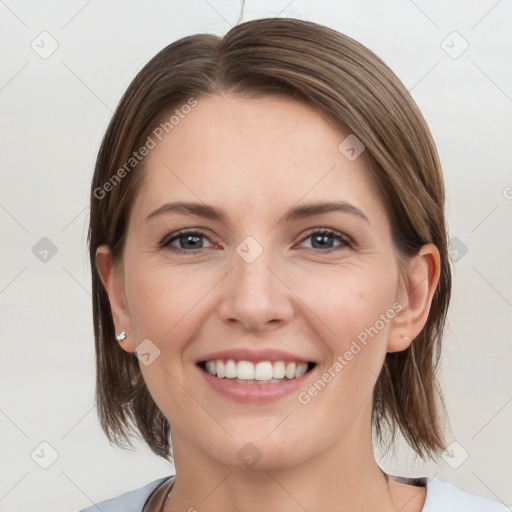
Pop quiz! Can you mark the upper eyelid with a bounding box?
[160,228,215,247]
[300,228,353,248]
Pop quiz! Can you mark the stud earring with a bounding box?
[116,331,127,342]
[400,335,410,341]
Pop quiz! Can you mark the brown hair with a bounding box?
[88,17,451,461]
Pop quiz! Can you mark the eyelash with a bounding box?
[159,228,353,254]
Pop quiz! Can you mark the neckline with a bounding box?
[142,476,175,512]
[387,473,429,487]
[145,473,429,511]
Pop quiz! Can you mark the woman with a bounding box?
[83,17,508,512]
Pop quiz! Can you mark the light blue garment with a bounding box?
[78,476,169,512]
[421,478,510,512]
[78,475,510,511]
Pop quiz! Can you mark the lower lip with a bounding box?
[197,365,316,404]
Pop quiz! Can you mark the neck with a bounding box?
[166,418,398,512]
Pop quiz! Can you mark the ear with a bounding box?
[387,243,441,353]
[95,245,136,353]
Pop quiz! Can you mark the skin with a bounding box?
[96,92,440,512]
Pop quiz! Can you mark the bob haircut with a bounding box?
[88,17,451,462]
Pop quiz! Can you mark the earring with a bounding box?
[116,331,127,342]
[401,335,410,341]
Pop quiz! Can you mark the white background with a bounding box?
[0,1,511,510]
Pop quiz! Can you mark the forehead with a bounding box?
[130,93,388,229]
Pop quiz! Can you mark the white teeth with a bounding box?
[224,360,237,378]
[203,359,313,382]
[216,360,226,378]
[235,378,284,384]
[272,361,285,379]
[285,362,296,379]
[254,362,273,381]
[237,360,254,380]
[295,363,308,378]
[205,361,217,376]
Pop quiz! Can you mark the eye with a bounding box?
[298,228,352,252]
[159,228,352,254]
[160,229,215,253]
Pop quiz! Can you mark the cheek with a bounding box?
[291,263,397,398]
[124,258,215,342]
[297,261,398,345]
[292,292,394,417]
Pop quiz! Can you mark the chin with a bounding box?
[203,431,314,471]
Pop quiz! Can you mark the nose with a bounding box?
[218,247,294,332]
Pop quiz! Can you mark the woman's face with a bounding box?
[106,93,412,469]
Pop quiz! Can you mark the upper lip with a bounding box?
[197,347,316,365]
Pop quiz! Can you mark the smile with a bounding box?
[199,359,316,383]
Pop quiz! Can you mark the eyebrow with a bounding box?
[145,200,370,224]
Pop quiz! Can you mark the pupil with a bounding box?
[312,234,333,249]
[183,234,201,248]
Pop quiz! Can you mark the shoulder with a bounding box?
[77,476,170,512]
[423,476,510,511]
